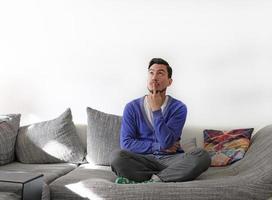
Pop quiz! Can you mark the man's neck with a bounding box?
[160,93,166,103]
[147,92,167,102]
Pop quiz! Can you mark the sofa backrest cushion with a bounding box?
[75,124,87,150]
[0,114,21,165]
[86,107,122,166]
[181,137,197,152]
[231,124,272,180]
[15,108,85,164]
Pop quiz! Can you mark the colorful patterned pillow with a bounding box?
[204,128,253,167]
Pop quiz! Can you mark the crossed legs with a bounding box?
[110,148,211,182]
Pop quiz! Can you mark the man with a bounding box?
[111,58,211,183]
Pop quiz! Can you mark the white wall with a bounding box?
[1,0,272,131]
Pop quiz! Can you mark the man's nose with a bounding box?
[151,73,158,80]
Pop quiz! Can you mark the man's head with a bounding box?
[148,58,172,78]
[147,58,173,94]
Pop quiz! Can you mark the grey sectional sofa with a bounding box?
[1,108,272,200]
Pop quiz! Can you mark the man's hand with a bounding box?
[163,141,181,153]
[147,83,164,111]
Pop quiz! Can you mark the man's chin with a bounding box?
[148,88,166,94]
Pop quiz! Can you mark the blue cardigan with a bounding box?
[120,95,187,155]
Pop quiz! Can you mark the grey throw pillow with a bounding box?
[16,108,85,164]
[86,107,122,166]
[0,114,21,165]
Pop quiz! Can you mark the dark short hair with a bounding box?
[148,58,172,78]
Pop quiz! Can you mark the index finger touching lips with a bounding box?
[152,82,157,94]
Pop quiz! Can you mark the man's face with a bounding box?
[147,64,172,94]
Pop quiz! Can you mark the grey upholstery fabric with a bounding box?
[75,124,87,151]
[0,181,37,200]
[0,162,77,184]
[0,114,20,165]
[0,182,21,199]
[0,182,48,200]
[50,124,272,200]
[86,107,122,165]
[0,162,77,200]
[42,183,50,200]
[16,108,85,164]
[0,192,20,200]
[50,164,116,200]
[181,137,197,152]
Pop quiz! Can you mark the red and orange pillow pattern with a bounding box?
[204,128,254,167]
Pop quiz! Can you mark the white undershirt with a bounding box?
[144,95,169,127]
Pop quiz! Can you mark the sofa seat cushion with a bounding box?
[49,163,272,200]
[0,183,21,199]
[50,164,116,199]
[48,124,272,200]
[0,184,47,200]
[0,162,77,184]
[0,162,75,200]
[0,192,20,200]
[196,165,238,180]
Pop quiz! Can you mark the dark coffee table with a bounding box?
[0,171,43,200]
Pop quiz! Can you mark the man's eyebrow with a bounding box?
[148,68,166,72]
[156,69,166,73]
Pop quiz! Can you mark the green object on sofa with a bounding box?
[115,176,156,184]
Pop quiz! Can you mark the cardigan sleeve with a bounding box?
[120,103,160,154]
[152,103,187,150]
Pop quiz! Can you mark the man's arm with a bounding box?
[120,103,160,154]
[152,104,187,150]
[148,83,187,151]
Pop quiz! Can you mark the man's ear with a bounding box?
[168,78,173,86]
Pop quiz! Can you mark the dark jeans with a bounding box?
[110,148,211,182]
